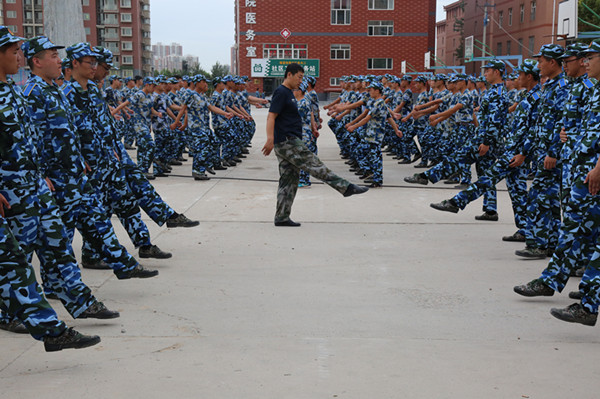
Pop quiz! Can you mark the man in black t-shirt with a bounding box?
[262,63,368,227]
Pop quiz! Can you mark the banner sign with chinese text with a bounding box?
[251,59,320,78]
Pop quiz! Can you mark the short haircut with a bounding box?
[27,49,47,70]
[0,41,17,53]
[133,75,143,82]
[543,56,562,67]
[285,63,304,78]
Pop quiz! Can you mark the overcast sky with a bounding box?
[151,1,456,69]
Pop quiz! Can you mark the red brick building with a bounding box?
[233,0,436,98]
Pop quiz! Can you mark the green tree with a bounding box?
[579,0,600,39]
[210,61,230,78]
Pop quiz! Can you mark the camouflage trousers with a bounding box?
[136,127,155,173]
[299,128,318,185]
[0,216,66,340]
[153,127,173,174]
[452,151,529,232]
[524,153,561,250]
[274,137,350,223]
[50,173,137,279]
[425,142,497,213]
[82,162,151,262]
[123,118,136,147]
[538,158,600,312]
[188,127,217,173]
[0,179,96,322]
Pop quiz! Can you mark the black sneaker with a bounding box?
[274,219,301,227]
[206,168,216,175]
[343,183,369,197]
[78,302,120,319]
[398,159,412,164]
[575,266,586,277]
[124,144,136,150]
[192,172,210,180]
[444,178,459,185]
[430,200,459,213]
[475,212,498,221]
[214,165,227,171]
[550,303,598,326]
[513,279,554,297]
[44,328,101,352]
[0,319,29,334]
[515,246,547,259]
[116,265,159,280]
[569,291,583,300]
[502,231,526,242]
[139,245,172,259]
[404,173,429,185]
[368,182,382,188]
[169,160,183,166]
[81,259,111,270]
[144,173,155,180]
[413,162,429,168]
[166,213,200,228]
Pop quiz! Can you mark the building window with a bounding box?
[121,27,132,36]
[120,13,132,22]
[368,0,393,10]
[520,4,524,23]
[6,0,16,3]
[103,14,118,24]
[367,58,393,70]
[81,0,89,5]
[330,44,350,60]
[83,13,90,20]
[498,11,503,27]
[121,41,133,51]
[330,77,341,86]
[531,1,536,21]
[331,0,351,25]
[518,38,523,56]
[506,41,512,55]
[122,55,133,65]
[120,0,131,7]
[528,36,535,55]
[508,8,513,26]
[262,43,308,59]
[6,25,17,33]
[85,27,91,35]
[496,42,502,56]
[6,11,16,18]
[368,20,393,36]
[103,0,118,11]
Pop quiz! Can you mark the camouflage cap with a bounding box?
[455,73,468,81]
[533,43,565,59]
[401,75,413,82]
[222,75,234,83]
[66,42,98,61]
[476,76,487,82]
[367,81,383,91]
[94,46,116,68]
[434,74,448,81]
[0,26,24,48]
[560,42,589,59]
[583,39,600,55]
[306,75,316,86]
[482,59,506,71]
[143,76,155,85]
[515,59,540,77]
[298,81,308,92]
[21,36,64,59]
[123,77,132,83]
[414,76,428,83]
[61,57,72,69]
[192,74,206,83]
[107,74,120,83]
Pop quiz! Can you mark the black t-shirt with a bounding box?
[269,84,302,144]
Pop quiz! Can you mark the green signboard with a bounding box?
[251,59,320,78]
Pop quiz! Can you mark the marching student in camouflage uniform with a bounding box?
[295,80,319,187]
[21,36,158,283]
[262,63,369,227]
[430,60,542,239]
[210,77,234,170]
[0,33,122,333]
[346,81,402,188]
[121,77,137,149]
[400,76,429,164]
[129,76,159,175]
[514,44,570,259]
[405,60,509,221]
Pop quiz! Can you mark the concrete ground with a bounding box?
[2,108,599,399]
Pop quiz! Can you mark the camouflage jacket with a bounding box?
[23,74,85,179]
[506,84,541,153]
[477,83,508,147]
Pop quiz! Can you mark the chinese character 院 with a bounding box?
[245,0,257,6]
[246,46,257,57]
[245,30,256,41]
[246,12,256,24]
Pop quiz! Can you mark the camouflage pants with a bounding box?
[153,127,172,174]
[274,137,350,223]
[123,118,136,147]
[215,124,236,162]
[452,151,528,231]
[524,154,561,250]
[0,216,66,340]
[425,142,497,213]
[540,160,598,294]
[0,179,96,321]
[136,128,155,173]
[50,174,137,278]
[299,128,318,185]
[188,128,213,174]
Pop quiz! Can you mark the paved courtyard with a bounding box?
[2,108,599,399]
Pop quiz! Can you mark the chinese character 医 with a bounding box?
[246,0,257,6]
[246,12,256,24]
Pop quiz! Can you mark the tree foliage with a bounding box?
[579,0,600,35]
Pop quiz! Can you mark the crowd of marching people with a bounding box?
[326,39,600,327]
[3,23,600,355]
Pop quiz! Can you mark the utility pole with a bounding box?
[481,3,495,71]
